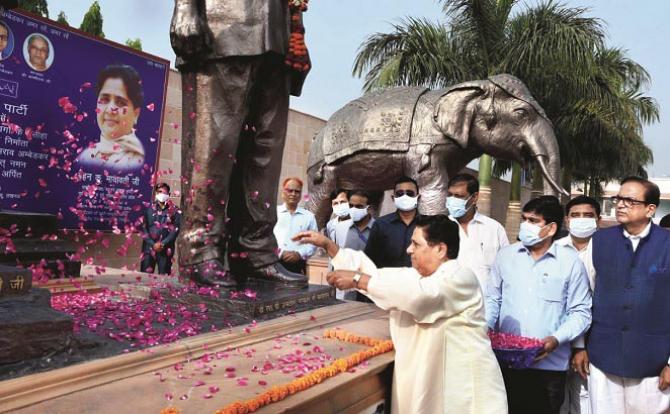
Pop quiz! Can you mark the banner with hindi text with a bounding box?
[0,9,168,230]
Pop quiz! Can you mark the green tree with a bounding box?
[353,0,657,233]
[56,11,69,26]
[125,38,143,51]
[17,0,49,18]
[79,1,105,38]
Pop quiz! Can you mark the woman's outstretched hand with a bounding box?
[293,231,339,258]
[293,231,329,248]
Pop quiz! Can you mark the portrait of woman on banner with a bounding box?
[77,64,145,171]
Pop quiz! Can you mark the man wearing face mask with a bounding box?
[141,183,182,275]
[446,173,509,289]
[557,196,600,414]
[576,177,670,414]
[326,189,350,242]
[365,176,421,268]
[333,190,375,300]
[486,195,592,414]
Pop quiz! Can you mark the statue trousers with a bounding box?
[177,53,290,269]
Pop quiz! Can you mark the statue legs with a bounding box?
[178,54,306,287]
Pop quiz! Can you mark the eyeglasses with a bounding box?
[283,188,301,194]
[610,195,649,208]
[394,190,417,197]
[0,35,8,42]
[29,46,49,54]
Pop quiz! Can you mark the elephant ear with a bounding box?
[488,74,550,123]
[433,82,488,148]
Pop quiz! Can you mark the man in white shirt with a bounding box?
[558,195,601,414]
[273,177,318,274]
[446,173,509,289]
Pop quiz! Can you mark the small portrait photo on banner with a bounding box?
[0,20,15,61]
[23,32,54,72]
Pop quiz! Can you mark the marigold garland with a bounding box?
[160,408,181,414]
[286,0,310,73]
[210,329,394,414]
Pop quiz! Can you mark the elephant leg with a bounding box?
[307,164,337,229]
[404,145,450,216]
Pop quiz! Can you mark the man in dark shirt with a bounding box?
[364,176,420,267]
[141,183,181,275]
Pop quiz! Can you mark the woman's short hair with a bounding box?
[415,214,460,259]
[96,64,144,108]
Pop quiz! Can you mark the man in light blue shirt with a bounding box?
[486,195,592,414]
[273,177,318,274]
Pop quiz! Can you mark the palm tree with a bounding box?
[352,0,657,236]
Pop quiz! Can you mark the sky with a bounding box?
[46,0,669,176]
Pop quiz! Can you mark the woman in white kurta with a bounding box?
[295,215,507,414]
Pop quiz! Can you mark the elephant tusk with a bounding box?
[535,155,570,196]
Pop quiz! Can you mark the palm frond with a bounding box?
[352,17,477,91]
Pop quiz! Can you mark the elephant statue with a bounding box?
[306,74,568,227]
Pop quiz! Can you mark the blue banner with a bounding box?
[0,10,168,230]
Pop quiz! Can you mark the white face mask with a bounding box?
[349,206,369,222]
[569,218,597,239]
[518,221,550,247]
[332,202,350,218]
[155,193,169,204]
[394,195,418,212]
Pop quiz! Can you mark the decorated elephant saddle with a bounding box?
[308,86,429,168]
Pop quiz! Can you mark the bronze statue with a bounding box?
[306,74,568,227]
[170,0,310,288]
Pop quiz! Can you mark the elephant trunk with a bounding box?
[527,125,569,197]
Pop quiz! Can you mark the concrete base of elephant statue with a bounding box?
[306,74,568,226]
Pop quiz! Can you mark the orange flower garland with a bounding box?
[160,408,181,414]
[286,0,310,73]
[211,329,394,414]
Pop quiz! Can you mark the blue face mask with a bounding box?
[518,221,550,247]
[446,196,472,218]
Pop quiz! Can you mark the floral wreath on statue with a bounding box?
[286,0,310,73]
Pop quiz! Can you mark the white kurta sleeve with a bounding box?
[369,265,482,324]
[331,248,381,278]
[332,249,482,324]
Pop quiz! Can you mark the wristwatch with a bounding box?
[352,273,362,288]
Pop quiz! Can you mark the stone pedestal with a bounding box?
[161,282,337,320]
[0,210,81,278]
[0,265,74,365]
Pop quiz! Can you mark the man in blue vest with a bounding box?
[572,176,670,413]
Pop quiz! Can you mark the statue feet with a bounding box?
[183,259,237,289]
[245,262,308,288]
